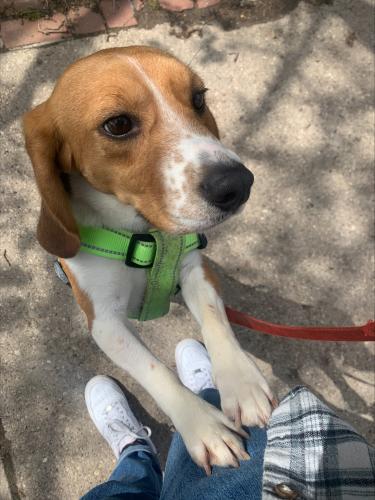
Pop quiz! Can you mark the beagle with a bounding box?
[23,46,274,473]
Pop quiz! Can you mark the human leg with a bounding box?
[160,340,267,500]
[81,376,162,500]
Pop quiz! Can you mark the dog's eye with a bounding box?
[192,89,207,113]
[102,115,133,137]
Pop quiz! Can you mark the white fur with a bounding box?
[62,58,274,471]
[127,56,184,127]
[70,173,150,233]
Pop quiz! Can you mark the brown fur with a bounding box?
[23,46,219,258]
[60,260,95,330]
[23,102,80,258]
[202,259,221,294]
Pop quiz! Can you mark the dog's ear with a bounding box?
[23,102,80,258]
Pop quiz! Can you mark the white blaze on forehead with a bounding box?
[178,136,242,164]
[126,56,187,128]
[125,56,242,228]
[126,56,240,166]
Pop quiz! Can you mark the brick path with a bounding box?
[0,0,220,49]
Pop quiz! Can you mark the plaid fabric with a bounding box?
[262,386,375,499]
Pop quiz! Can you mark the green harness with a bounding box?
[78,225,206,321]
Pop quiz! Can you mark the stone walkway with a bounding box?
[1,1,218,50]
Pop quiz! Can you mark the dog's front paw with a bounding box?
[214,349,276,428]
[172,390,250,474]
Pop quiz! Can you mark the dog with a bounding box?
[23,46,275,473]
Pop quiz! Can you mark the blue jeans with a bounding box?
[82,389,267,500]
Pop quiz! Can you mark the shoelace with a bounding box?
[107,419,152,442]
[103,402,156,454]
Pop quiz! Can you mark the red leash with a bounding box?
[225,306,375,342]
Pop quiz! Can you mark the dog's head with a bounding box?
[23,46,254,258]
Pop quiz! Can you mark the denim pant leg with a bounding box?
[81,443,163,500]
[160,389,267,500]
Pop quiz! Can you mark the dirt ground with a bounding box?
[0,1,374,498]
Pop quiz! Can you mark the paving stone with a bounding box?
[100,0,137,29]
[196,0,220,7]
[68,7,105,35]
[159,0,194,12]
[0,14,70,49]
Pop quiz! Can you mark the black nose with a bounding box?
[200,162,254,212]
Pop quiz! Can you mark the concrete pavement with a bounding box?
[1,1,374,498]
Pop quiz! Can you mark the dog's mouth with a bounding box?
[136,204,237,235]
[166,202,246,234]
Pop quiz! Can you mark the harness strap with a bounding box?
[78,225,204,269]
[77,225,206,321]
[135,230,189,321]
[79,225,154,266]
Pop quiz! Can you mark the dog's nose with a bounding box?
[200,162,254,212]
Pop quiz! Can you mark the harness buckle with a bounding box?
[197,233,208,250]
[125,233,155,268]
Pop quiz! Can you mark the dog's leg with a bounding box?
[180,251,275,428]
[63,255,249,471]
[92,315,250,472]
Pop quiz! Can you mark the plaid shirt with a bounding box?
[262,386,375,499]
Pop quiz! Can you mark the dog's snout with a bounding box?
[200,163,254,212]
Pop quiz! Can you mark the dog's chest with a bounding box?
[66,252,147,318]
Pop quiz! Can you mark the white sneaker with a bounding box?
[85,375,156,459]
[175,339,215,394]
